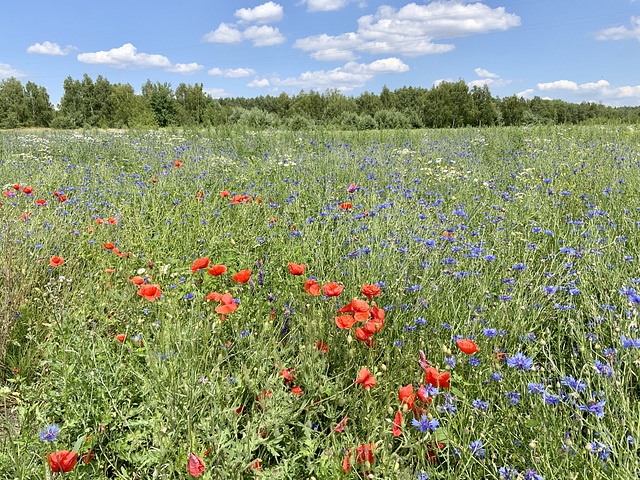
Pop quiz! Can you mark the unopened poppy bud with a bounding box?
[443,345,452,356]
[381,364,387,372]
[402,403,409,413]
[585,443,592,452]
[364,461,371,470]
[347,334,353,344]
[394,461,400,471]
[529,439,538,449]
[387,406,394,415]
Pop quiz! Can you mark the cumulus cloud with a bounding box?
[248,78,270,88]
[474,68,499,79]
[235,2,283,24]
[537,78,640,104]
[77,43,202,73]
[203,23,284,46]
[0,62,28,79]
[27,41,75,56]
[204,87,233,98]
[516,88,534,98]
[272,57,408,92]
[295,1,520,60]
[595,16,640,41]
[301,0,354,12]
[208,67,256,78]
[467,67,511,88]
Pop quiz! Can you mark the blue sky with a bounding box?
[1,0,639,106]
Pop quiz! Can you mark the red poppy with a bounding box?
[3,191,15,198]
[129,276,145,286]
[53,190,61,197]
[398,384,415,410]
[49,256,64,267]
[354,367,376,390]
[116,333,126,342]
[22,186,33,195]
[187,452,205,477]
[215,293,238,314]
[174,161,182,167]
[334,414,348,432]
[20,212,31,221]
[13,184,21,191]
[416,385,433,404]
[355,327,372,342]
[456,338,479,354]
[322,282,344,297]
[105,268,116,273]
[315,340,328,354]
[220,190,230,197]
[107,217,117,224]
[393,411,402,437]
[81,450,94,464]
[230,194,249,204]
[207,264,227,276]
[339,202,352,210]
[442,231,455,239]
[347,183,356,193]
[304,279,320,295]
[338,298,370,322]
[36,199,47,206]
[58,194,67,203]
[191,257,210,273]
[287,263,306,275]
[232,269,251,284]
[113,248,123,257]
[355,443,376,465]
[205,291,223,302]
[96,218,105,225]
[424,367,450,389]
[279,368,295,382]
[291,386,303,397]
[335,315,356,330]
[47,451,78,473]
[103,242,114,249]
[249,460,261,472]
[361,283,381,300]
[138,284,161,302]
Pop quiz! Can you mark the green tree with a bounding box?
[470,84,497,126]
[500,95,527,126]
[142,80,178,127]
[24,81,53,127]
[0,77,28,128]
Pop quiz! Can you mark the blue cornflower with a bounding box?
[506,352,533,371]
[577,399,606,418]
[560,376,587,392]
[621,335,640,348]
[524,469,545,480]
[472,399,489,411]
[469,440,485,458]
[588,441,612,461]
[528,383,546,395]
[183,293,195,300]
[594,360,613,377]
[412,414,439,432]
[542,285,558,295]
[499,466,519,479]
[40,425,59,441]
[543,393,561,405]
[483,328,498,337]
[505,391,520,405]
[444,356,456,369]
[468,355,480,367]
[490,372,502,382]
[417,472,429,480]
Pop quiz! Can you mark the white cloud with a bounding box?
[295,1,520,60]
[537,78,640,104]
[208,67,256,78]
[474,67,498,79]
[203,24,284,47]
[235,2,283,24]
[516,88,534,98]
[27,41,75,56]
[595,16,640,41]
[0,63,28,79]
[204,87,233,98]
[302,0,353,12]
[165,63,204,74]
[77,43,202,74]
[248,78,270,88]
[273,57,408,91]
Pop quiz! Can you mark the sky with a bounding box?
[1,0,639,107]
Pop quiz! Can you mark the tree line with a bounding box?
[1,74,638,130]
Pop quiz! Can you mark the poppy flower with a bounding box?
[315,341,328,354]
[103,242,114,250]
[96,218,105,225]
[393,411,402,437]
[220,190,230,197]
[339,298,370,322]
[215,293,238,314]
[334,414,348,432]
[456,339,479,354]
[81,450,94,464]
[355,443,376,465]
[398,384,415,410]
[355,327,372,342]
[116,333,126,342]
[191,257,210,273]
[322,282,344,297]
[304,279,320,295]
[129,276,145,286]
[187,452,205,477]
[47,450,78,473]
[335,315,356,330]
[347,183,356,193]
[361,283,381,300]
[174,160,182,167]
[53,190,61,197]
[249,460,261,472]
[107,217,117,224]
[207,264,227,276]
[205,291,223,302]
[291,386,303,397]
[20,212,31,221]
[279,368,295,382]
[339,202,352,210]
[13,184,21,191]
[49,256,64,267]
[22,186,33,195]
[287,263,306,275]
[424,367,450,389]
[36,199,47,206]
[354,367,376,390]
[113,248,123,257]
[232,269,251,284]
[416,385,433,404]
[3,191,15,198]
[105,269,116,273]
[138,284,162,302]
[58,194,67,203]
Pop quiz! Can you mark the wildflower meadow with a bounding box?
[1,125,639,479]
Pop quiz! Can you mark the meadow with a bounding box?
[0,125,639,479]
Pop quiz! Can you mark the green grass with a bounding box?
[1,125,640,479]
